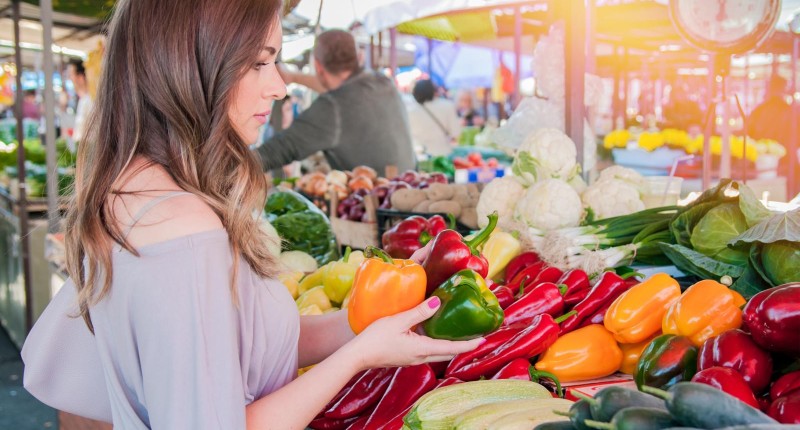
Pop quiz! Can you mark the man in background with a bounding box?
[255,29,415,175]
[68,59,92,144]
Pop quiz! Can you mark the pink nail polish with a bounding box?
[428,297,441,309]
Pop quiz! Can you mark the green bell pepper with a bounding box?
[423,269,504,341]
[635,333,698,390]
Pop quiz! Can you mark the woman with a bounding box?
[21,1,481,428]
[407,79,461,156]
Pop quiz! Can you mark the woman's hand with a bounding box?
[410,240,433,265]
[344,296,483,371]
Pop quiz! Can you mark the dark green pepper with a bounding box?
[423,269,504,341]
[636,334,698,391]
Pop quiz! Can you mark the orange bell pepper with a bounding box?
[662,279,746,347]
[347,247,427,334]
[619,333,659,375]
[535,324,623,383]
[604,273,681,344]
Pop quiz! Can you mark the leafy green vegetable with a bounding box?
[730,263,771,299]
[761,241,800,286]
[690,203,749,266]
[659,243,745,280]
[510,151,541,185]
[730,209,800,247]
[265,189,339,265]
[737,184,772,228]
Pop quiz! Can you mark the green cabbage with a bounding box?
[690,203,749,266]
[761,241,800,286]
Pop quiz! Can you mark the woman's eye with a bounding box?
[254,62,269,70]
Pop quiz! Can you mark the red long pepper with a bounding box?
[769,392,800,424]
[490,358,564,397]
[308,415,360,430]
[502,282,567,326]
[559,271,632,334]
[325,368,394,419]
[344,415,370,430]
[382,377,462,430]
[362,364,438,428]
[581,299,613,328]
[558,270,591,308]
[698,329,773,394]
[314,370,367,420]
[771,371,800,400]
[421,212,498,295]
[527,267,564,290]
[505,262,546,296]
[445,324,527,376]
[504,252,541,283]
[489,283,515,309]
[691,366,760,409]
[448,312,574,381]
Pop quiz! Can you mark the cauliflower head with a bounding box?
[511,128,578,185]
[476,176,526,229]
[582,178,645,221]
[515,179,582,231]
[598,165,646,193]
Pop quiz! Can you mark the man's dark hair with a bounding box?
[69,59,86,77]
[768,75,787,97]
[313,29,360,75]
[413,79,435,104]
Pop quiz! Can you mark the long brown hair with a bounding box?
[65,0,282,331]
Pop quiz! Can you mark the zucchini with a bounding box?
[642,382,777,428]
[454,398,572,430]
[534,421,577,430]
[486,404,572,430]
[585,407,678,430]
[403,380,551,430]
[584,386,666,422]
[554,399,594,430]
[716,426,800,430]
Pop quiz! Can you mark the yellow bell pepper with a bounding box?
[278,271,304,299]
[482,230,521,281]
[618,333,659,375]
[662,279,745,346]
[296,286,332,312]
[604,273,681,344]
[535,324,623,383]
[322,248,359,305]
[298,304,323,315]
[298,263,330,295]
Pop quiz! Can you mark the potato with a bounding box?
[424,183,455,202]
[412,200,433,213]
[452,191,473,209]
[459,207,479,229]
[428,200,462,218]
[390,188,427,211]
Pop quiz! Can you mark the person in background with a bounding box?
[748,75,800,189]
[662,83,703,133]
[256,29,415,174]
[21,1,478,428]
[456,89,485,128]
[68,59,92,143]
[21,89,41,120]
[406,79,461,157]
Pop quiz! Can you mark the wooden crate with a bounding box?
[329,192,379,250]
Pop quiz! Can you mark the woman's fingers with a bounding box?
[394,296,440,329]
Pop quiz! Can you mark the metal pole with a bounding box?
[586,0,596,75]
[389,27,397,78]
[564,0,586,174]
[513,6,522,108]
[622,48,628,127]
[378,31,383,70]
[703,55,716,190]
[12,0,34,334]
[41,0,59,233]
[791,37,799,198]
[720,75,731,180]
[612,45,621,128]
[744,54,750,115]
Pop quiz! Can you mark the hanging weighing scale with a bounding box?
[668,0,781,188]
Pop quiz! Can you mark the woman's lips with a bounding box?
[254,110,270,125]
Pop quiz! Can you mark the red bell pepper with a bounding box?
[308,415,360,430]
[362,364,437,428]
[742,283,800,356]
[768,391,800,424]
[489,283,515,309]
[504,252,541,283]
[381,215,452,259]
[559,271,631,334]
[505,262,546,296]
[558,269,591,308]
[325,367,394,419]
[502,282,567,326]
[691,366,760,409]
[421,212,497,295]
[490,358,564,397]
[381,377,462,430]
[447,312,573,381]
[771,371,800,400]
[445,324,527,376]
[698,329,773,394]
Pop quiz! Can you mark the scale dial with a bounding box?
[669,0,781,54]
